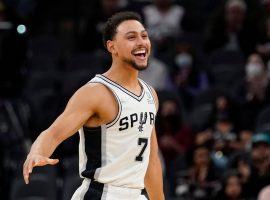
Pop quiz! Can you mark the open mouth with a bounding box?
[132,49,147,60]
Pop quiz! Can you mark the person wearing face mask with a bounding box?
[173,48,209,111]
[245,54,269,102]
[233,53,270,131]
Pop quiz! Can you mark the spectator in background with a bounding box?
[194,128,214,147]
[253,0,270,61]
[142,0,184,65]
[156,98,193,196]
[230,154,251,184]
[245,54,269,102]
[211,95,238,125]
[211,115,237,170]
[256,15,270,61]
[212,95,239,157]
[157,99,193,166]
[243,133,270,198]
[192,94,240,170]
[173,43,209,110]
[215,171,246,200]
[179,145,220,199]
[204,0,259,56]
[235,53,270,130]
[237,130,253,152]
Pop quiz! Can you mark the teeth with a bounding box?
[134,50,146,54]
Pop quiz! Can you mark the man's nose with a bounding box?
[136,36,146,45]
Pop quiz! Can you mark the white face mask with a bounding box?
[175,53,193,69]
[246,63,263,78]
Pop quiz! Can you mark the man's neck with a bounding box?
[104,61,139,88]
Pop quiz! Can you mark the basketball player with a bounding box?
[23,11,164,200]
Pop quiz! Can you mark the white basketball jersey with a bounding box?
[78,74,157,189]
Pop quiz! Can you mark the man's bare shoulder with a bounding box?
[75,82,112,100]
[67,82,114,109]
[80,82,110,94]
[73,82,118,125]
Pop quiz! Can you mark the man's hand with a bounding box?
[23,154,59,184]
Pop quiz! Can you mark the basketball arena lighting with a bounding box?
[17,24,27,34]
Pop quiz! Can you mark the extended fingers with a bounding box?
[34,158,59,166]
[23,159,34,184]
[23,161,29,184]
[23,156,59,184]
[47,158,59,165]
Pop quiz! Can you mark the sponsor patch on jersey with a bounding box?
[147,98,154,104]
[146,92,154,104]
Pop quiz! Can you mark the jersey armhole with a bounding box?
[89,81,122,128]
[139,79,158,113]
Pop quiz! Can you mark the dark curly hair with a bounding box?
[102,11,143,49]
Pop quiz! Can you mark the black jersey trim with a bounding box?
[83,180,105,200]
[96,74,145,102]
[81,126,102,180]
[83,126,101,131]
[87,81,122,128]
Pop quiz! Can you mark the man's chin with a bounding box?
[133,64,148,71]
[124,58,149,71]
[133,60,149,70]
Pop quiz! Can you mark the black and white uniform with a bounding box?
[72,74,157,200]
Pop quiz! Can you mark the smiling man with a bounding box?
[23,11,164,200]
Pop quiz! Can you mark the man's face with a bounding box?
[252,143,270,169]
[110,20,151,71]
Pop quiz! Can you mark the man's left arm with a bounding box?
[144,87,165,200]
[145,127,165,200]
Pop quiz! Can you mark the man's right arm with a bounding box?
[23,84,101,184]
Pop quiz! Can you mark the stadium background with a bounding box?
[1,0,270,199]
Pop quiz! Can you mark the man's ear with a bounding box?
[107,40,117,55]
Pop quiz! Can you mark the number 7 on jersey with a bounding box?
[135,138,148,161]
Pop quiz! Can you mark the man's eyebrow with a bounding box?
[125,30,148,35]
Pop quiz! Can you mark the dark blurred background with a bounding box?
[2,0,270,199]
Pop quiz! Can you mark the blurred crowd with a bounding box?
[2,0,270,199]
